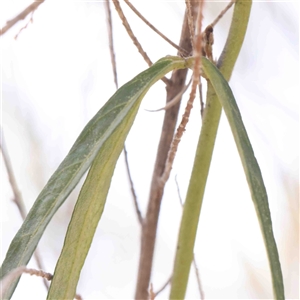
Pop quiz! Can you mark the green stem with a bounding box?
[170,1,252,299]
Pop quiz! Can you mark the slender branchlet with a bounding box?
[124,0,189,56]
[105,0,118,89]
[145,77,192,112]
[210,0,236,28]
[175,176,205,299]
[104,0,142,225]
[112,0,169,85]
[14,11,35,40]
[0,135,49,290]
[154,276,172,297]
[0,266,83,300]
[124,146,143,225]
[0,266,52,299]
[1,0,45,36]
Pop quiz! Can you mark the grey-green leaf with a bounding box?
[47,85,142,300]
[201,57,284,299]
[0,56,189,300]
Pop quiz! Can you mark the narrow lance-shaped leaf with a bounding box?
[0,56,189,300]
[170,57,284,299]
[170,0,253,298]
[47,83,142,299]
[201,57,284,299]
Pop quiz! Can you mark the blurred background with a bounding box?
[1,0,299,299]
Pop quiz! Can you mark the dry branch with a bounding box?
[1,0,45,36]
[135,3,199,299]
[160,1,204,185]
[112,0,169,85]
[0,135,49,290]
[105,0,142,225]
[210,0,236,28]
[124,0,189,56]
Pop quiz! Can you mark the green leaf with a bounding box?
[46,87,140,300]
[201,57,284,299]
[0,56,188,300]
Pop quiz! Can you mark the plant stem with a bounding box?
[134,5,198,299]
[170,0,252,298]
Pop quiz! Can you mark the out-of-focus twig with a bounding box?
[154,276,172,297]
[104,0,142,226]
[0,266,52,298]
[124,146,143,225]
[112,0,169,85]
[210,0,236,28]
[0,266,82,300]
[0,134,49,290]
[175,176,205,299]
[14,10,35,40]
[145,77,192,112]
[1,0,45,36]
[105,0,118,88]
[124,0,189,56]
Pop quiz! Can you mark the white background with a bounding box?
[1,0,299,299]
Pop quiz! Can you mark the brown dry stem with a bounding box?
[175,176,205,299]
[135,3,199,299]
[112,0,169,85]
[1,0,45,36]
[0,266,82,300]
[105,0,119,88]
[154,276,172,297]
[160,1,204,185]
[124,0,189,56]
[0,135,49,290]
[145,77,192,112]
[210,0,236,28]
[105,0,142,225]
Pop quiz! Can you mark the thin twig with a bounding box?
[124,146,143,225]
[210,0,236,28]
[104,0,142,225]
[112,0,169,85]
[14,10,35,40]
[124,0,189,56]
[1,0,45,36]
[135,4,199,299]
[154,276,172,297]
[0,266,82,300]
[192,256,205,299]
[0,266,51,298]
[145,77,192,112]
[160,1,204,185]
[0,134,49,290]
[175,176,205,299]
[105,0,118,88]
